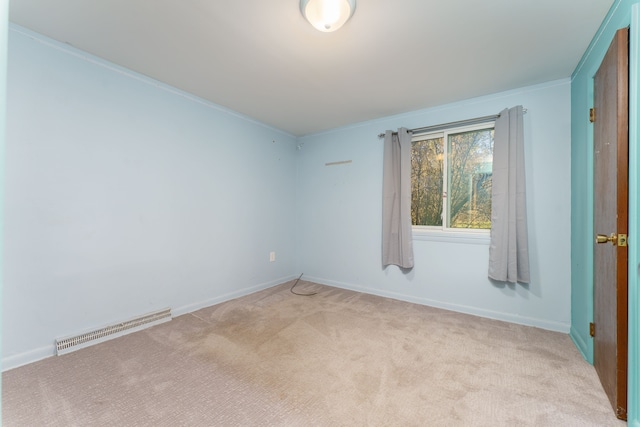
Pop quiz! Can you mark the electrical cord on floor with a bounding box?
[290,273,317,296]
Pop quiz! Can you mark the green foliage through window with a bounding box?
[411,124,494,230]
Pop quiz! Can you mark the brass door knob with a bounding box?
[596,233,617,245]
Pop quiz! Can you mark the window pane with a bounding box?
[447,129,493,229]
[411,136,443,226]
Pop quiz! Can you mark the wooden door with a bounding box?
[593,27,629,420]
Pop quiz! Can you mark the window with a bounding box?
[411,123,494,232]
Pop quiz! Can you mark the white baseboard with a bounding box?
[3,345,56,372]
[303,275,571,333]
[172,275,297,317]
[2,275,297,372]
[3,274,569,371]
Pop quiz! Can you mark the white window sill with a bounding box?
[412,228,490,245]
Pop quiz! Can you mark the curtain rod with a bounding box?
[377,108,527,138]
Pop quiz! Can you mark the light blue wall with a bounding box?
[1,0,9,383]
[7,8,637,420]
[296,80,572,332]
[570,0,639,422]
[3,26,298,369]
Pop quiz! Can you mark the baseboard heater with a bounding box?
[55,308,172,356]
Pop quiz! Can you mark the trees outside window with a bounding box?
[411,124,494,231]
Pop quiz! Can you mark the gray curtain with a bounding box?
[488,106,530,283]
[382,128,414,269]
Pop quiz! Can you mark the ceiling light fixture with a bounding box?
[300,0,356,33]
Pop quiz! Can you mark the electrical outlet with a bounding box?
[269,251,276,262]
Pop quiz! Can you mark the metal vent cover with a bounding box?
[56,308,171,355]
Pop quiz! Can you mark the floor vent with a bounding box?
[55,308,172,355]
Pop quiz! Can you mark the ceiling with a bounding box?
[10,0,614,136]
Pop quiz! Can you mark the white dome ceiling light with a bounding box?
[300,0,356,33]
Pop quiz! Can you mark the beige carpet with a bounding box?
[3,280,625,426]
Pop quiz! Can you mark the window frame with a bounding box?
[411,121,495,241]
